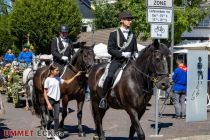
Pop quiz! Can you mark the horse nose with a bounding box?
[161,82,169,90]
[161,82,166,87]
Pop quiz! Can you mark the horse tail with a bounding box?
[31,88,41,117]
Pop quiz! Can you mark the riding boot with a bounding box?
[99,77,113,109]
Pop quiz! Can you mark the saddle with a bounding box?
[98,62,128,89]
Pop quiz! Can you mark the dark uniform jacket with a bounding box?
[51,37,74,64]
[108,28,138,62]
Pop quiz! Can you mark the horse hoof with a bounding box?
[78,132,86,137]
[58,128,64,132]
[31,109,35,115]
[93,135,99,140]
[25,106,30,110]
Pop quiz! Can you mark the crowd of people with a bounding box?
[0,44,33,71]
[0,44,33,80]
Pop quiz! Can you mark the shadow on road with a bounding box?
[159,113,175,118]
[62,124,94,138]
[106,137,138,140]
[150,122,173,134]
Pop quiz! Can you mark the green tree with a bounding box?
[10,0,82,54]
[93,1,119,29]
[0,16,14,55]
[93,0,207,44]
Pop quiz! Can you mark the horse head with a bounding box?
[32,55,41,71]
[136,40,170,90]
[71,43,95,71]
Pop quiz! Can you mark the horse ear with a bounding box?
[153,39,159,49]
[80,42,86,48]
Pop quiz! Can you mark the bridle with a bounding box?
[68,48,94,74]
[131,50,168,84]
[78,51,91,71]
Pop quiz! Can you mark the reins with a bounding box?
[130,60,159,84]
[66,61,78,73]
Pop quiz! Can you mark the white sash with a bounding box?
[116,29,133,50]
[56,37,69,55]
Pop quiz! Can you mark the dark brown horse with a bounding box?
[88,40,170,140]
[32,45,95,136]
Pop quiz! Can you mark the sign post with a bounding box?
[151,24,168,39]
[147,0,173,137]
[147,8,172,23]
[147,0,173,7]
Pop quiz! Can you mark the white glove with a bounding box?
[122,52,131,58]
[134,53,139,58]
[61,56,68,61]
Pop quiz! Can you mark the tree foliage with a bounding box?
[9,0,82,54]
[0,16,14,55]
[93,0,207,44]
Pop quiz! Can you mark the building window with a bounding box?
[198,20,210,27]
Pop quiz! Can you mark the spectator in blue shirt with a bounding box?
[172,59,187,119]
[18,44,33,68]
[3,49,15,66]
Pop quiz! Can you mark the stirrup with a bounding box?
[99,98,107,109]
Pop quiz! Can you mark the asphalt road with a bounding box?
[1,93,210,140]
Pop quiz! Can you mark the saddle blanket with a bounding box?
[39,54,53,61]
[98,63,127,88]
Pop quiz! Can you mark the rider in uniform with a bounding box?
[99,10,138,109]
[51,24,74,68]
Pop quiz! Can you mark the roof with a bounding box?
[173,49,188,54]
[174,41,210,49]
[76,28,152,46]
[77,28,114,46]
[181,28,210,38]
[78,0,95,19]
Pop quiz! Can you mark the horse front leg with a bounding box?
[127,108,145,140]
[128,107,146,140]
[91,94,106,140]
[40,105,48,130]
[77,99,85,137]
[39,97,48,129]
[59,95,68,132]
[25,85,30,110]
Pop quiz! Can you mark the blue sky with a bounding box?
[4,0,12,7]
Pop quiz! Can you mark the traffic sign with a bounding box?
[147,8,172,23]
[151,24,168,39]
[147,0,173,8]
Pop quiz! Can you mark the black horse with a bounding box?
[88,40,170,140]
[32,45,95,136]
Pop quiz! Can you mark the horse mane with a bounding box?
[138,42,170,60]
[71,45,94,66]
[138,44,153,60]
[71,48,81,65]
